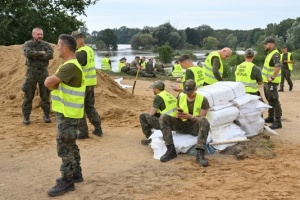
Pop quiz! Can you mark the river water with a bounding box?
[94,44,206,72]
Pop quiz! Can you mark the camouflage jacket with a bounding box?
[23,39,54,68]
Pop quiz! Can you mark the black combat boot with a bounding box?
[141,138,152,145]
[23,116,30,125]
[278,87,284,92]
[196,149,208,167]
[160,144,177,162]
[43,115,52,123]
[92,126,103,137]
[289,84,293,91]
[269,121,282,129]
[56,171,84,184]
[77,133,89,139]
[47,177,75,197]
[264,117,274,123]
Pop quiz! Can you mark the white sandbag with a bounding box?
[231,94,260,107]
[206,106,240,126]
[237,115,264,137]
[214,81,246,98]
[208,123,247,150]
[197,85,235,106]
[113,77,133,89]
[209,102,234,111]
[239,99,271,113]
[149,129,198,160]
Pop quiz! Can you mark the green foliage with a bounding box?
[130,33,155,50]
[95,40,107,51]
[157,43,174,63]
[97,29,118,50]
[0,0,100,45]
[202,36,219,50]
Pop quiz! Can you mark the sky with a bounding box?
[79,0,300,33]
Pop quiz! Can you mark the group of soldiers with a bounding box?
[22,28,103,197]
[21,29,294,197]
[139,36,294,167]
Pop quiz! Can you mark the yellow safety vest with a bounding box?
[101,57,111,70]
[157,90,177,117]
[203,51,223,85]
[51,59,86,118]
[235,61,258,93]
[262,49,281,83]
[280,52,293,71]
[179,93,204,121]
[118,62,126,72]
[172,64,183,77]
[77,45,97,86]
[140,61,146,70]
[180,66,204,89]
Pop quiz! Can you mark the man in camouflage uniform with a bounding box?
[262,36,283,129]
[22,27,53,124]
[45,34,85,197]
[139,80,177,145]
[159,79,210,167]
[71,31,103,139]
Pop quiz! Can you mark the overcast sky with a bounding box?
[79,0,299,33]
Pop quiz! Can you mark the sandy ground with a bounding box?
[1,45,300,200]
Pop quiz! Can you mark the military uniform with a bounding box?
[22,39,53,122]
[72,31,103,138]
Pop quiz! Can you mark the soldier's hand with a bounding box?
[41,51,46,55]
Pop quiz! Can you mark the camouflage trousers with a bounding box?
[264,82,282,121]
[280,68,293,89]
[21,68,50,116]
[55,112,82,179]
[139,113,160,138]
[159,114,210,150]
[78,86,101,136]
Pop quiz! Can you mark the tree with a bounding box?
[97,29,118,50]
[202,37,219,50]
[0,0,100,45]
[130,33,155,50]
[157,43,174,63]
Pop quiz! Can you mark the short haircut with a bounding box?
[178,54,190,62]
[58,34,77,52]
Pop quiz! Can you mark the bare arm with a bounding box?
[44,75,61,90]
[149,107,158,116]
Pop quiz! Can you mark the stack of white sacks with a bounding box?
[150,81,271,159]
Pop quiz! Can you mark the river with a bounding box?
[94,44,207,72]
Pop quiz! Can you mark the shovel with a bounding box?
[132,67,141,96]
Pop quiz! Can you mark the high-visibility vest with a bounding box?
[101,57,111,70]
[180,67,204,89]
[77,45,97,86]
[118,62,126,72]
[140,61,146,70]
[235,61,258,93]
[203,51,223,85]
[172,64,183,77]
[157,90,177,117]
[51,59,86,118]
[280,52,293,71]
[179,93,204,121]
[262,49,281,83]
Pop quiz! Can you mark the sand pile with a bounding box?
[0,45,151,127]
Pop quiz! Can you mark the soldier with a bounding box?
[159,79,210,167]
[22,27,53,124]
[262,36,283,129]
[235,48,263,96]
[171,54,204,94]
[45,34,85,197]
[203,47,232,85]
[279,45,295,92]
[71,31,103,139]
[139,80,177,145]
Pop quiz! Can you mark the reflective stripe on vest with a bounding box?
[262,49,281,83]
[51,59,86,118]
[77,46,97,86]
[118,62,126,72]
[101,57,111,70]
[157,90,177,117]
[203,51,223,84]
[179,93,203,121]
[235,61,258,93]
